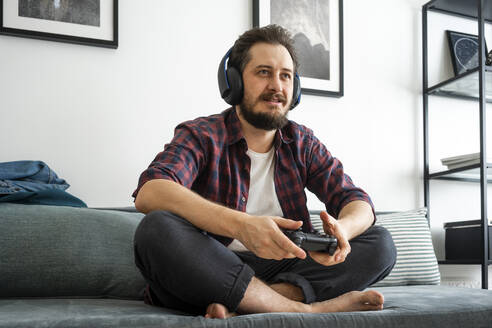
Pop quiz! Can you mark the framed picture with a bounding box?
[253,0,343,97]
[446,30,486,76]
[0,0,118,49]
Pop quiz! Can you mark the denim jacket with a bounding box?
[0,161,69,194]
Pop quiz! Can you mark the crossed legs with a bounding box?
[133,211,396,317]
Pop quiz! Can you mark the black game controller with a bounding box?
[283,229,338,255]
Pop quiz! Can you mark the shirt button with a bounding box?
[241,196,246,202]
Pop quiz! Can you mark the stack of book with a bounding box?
[441,152,489,170]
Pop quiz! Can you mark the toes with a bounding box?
[362,290,384,306]
[205,303,227,319]
[205,303,236,319]
[361,302,384,311]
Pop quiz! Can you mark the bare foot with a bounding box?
[204,303,237,319]
[311,290,384,313]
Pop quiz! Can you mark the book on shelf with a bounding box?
[441,152,491,170]
[446,159,480,170]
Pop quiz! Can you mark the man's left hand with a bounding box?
[309,211,351,266]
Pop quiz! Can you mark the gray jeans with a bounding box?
[133,211,396,314]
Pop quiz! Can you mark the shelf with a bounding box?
[439,259,492,265]
[427,0,492,23]
[424,0,491,290]
[429,163,492,182]
[426,68,492,102]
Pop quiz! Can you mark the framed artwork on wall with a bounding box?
[0,0,118,48]
[253,0,344,97]
[446,30,486,76]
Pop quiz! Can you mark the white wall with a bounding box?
[1,0,251,206]
[0,0,489,286]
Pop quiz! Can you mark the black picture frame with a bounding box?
[0,0,118,49]
[446,30,486,76]
[253,0,344,98]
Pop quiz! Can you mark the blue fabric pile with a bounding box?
[0,161,86,207]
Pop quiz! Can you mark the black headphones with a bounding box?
[218,47,301,109]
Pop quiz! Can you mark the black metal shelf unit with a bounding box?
[423,0,490,289]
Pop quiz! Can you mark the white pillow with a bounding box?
[309,208,441,286]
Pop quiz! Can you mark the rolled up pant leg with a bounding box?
[133,210,254,314]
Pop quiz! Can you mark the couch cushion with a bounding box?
[372,208,440,286]
[0,203,146,299]
[1,286,492,328]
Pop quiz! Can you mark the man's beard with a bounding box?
[239,92,290,131]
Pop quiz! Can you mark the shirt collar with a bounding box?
[225,107,294,147]
[225,107,245,146]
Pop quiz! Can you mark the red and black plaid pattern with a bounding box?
[133,107,374,239]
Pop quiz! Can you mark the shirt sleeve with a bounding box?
[305,134,375,222]
[132,124,205,199]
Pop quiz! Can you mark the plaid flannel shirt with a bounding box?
[133,107,374,244]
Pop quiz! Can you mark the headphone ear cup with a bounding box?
[218,47,244,106]
[224,66,243,105]
[290,73,301,110]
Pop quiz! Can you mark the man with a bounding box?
[132,24,396,319]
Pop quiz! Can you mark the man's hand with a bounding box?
[236,216,307,260]
[309,211,351,266]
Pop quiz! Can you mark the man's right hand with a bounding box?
[236,216,307,260]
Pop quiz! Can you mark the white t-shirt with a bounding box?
[227,147,283,252]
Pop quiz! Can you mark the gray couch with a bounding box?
[1,203,492,328]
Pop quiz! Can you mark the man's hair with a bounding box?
[229,24,298,74]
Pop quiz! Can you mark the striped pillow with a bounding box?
[309,208,441,286]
